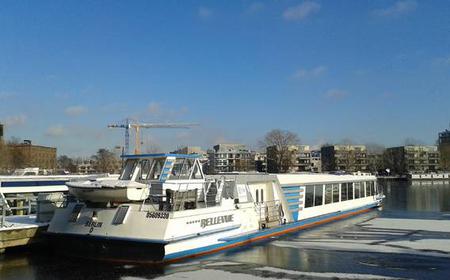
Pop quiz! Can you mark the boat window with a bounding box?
[120,159,138,180]
[255,189,259,203]
[305,186,314,208]
[332,184,339,203]
[149,158,165,180]
[354,182,361,199]
[112,205,129,224]
[136,159,152,183]
[190,162,203,179]
[361,182,366,197]
[325,184,332,204]
[314,185,323,206]
[347,182,354,200]
[170,158,194,180]
[260,189,264,202]
[366,181,372,196]
[341,183,348,201]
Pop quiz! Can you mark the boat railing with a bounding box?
[142,178,238,212]
[0,193,37,227]
[255,199,282,229]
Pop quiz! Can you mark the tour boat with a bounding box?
[47,153,384,263]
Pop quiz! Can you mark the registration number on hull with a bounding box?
[146,211,169,219]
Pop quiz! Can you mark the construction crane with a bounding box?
[108,118,198,155]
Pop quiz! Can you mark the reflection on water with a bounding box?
[1,181,450,280]
[382,180,450,212]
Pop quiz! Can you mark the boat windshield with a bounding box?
[148,158,166,180]
[136,159,153,183]
[169,158,194,180]
[120,159,139,180]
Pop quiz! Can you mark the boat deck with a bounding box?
[0,215,48,253]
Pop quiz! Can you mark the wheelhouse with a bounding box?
[119,154,205,183]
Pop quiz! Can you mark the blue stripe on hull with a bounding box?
[164,202,378,261]
[1,180,68,187]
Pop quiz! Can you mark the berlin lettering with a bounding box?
[200,214,233,228]
[84,221,103,228]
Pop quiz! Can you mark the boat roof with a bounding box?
[121,153,201,159]
[276,173,376,185]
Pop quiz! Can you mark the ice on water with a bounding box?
[272,214,450,258]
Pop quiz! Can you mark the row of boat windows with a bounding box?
[304,181,377,208]
[120,158,203,181]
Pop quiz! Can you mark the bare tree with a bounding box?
[92,149,120,173]
[0,141,10,173]
[366,143,386,173]
[260,129,300,173]
[57,155,77,173]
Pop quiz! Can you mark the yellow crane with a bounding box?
[108,118,198,154]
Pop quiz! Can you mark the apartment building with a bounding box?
[207,144,255,173]
[384,145,440,174]
[321,145,368,172]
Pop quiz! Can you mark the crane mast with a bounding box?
[108,119,197,155]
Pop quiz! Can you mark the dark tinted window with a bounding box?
[325,184,332,204]
[314,185,323,206]
[348,183,354,200]
[341,183,348,201]
[305,186,314,208]
[354,183,360,199]
[332,184,339,203]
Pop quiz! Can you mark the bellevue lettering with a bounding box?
[200,214,233,228]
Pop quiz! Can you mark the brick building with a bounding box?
[8,140,57,170]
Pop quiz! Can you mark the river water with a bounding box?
[1,180,450,280]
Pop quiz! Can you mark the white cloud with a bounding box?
[198,7,213,19]
[3,114,27,126]
[292,66,327,79]
[64,105,87,117]
[45,125,66,137]
[373,0,417,18]
[147,102,189,120]
[325,89,348,100]
[283,1,321,21]
[148,102,162,116]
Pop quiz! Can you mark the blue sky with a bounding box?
[1,0,449,156]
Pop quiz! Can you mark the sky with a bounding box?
[0,0,449,157]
